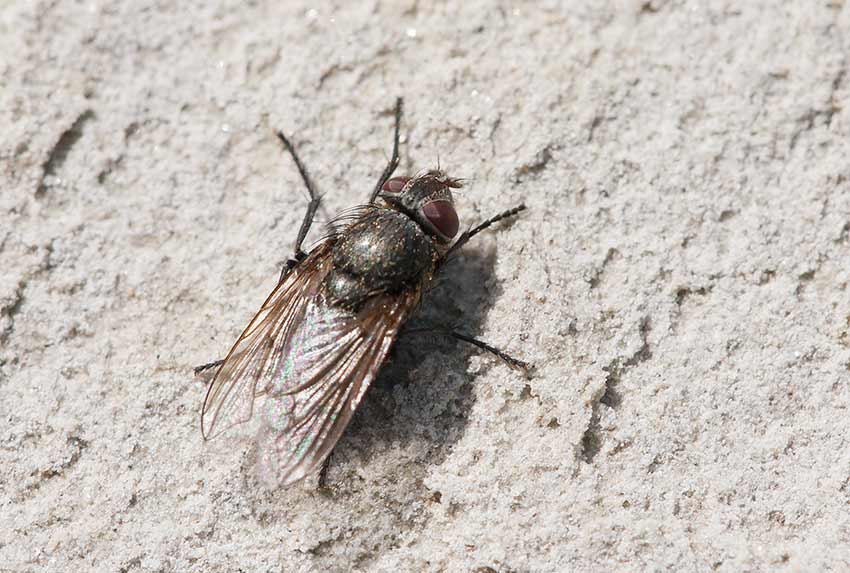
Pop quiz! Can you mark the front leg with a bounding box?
[443,204,527,262]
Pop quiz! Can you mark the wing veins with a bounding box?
[259,292,416,486]
[201,246,333,439]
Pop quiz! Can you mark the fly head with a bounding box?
[378,170,461,243]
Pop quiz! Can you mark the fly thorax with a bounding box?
[324,210,436,307]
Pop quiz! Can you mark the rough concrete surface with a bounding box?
[2,0,850,571]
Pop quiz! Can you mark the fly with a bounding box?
[197,98,529,488]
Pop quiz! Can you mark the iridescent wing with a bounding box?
[255,287,420,487]
[201,243,334,440]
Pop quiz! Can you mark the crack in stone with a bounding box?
[0,280,26,344]
[513,144,556,181]
[36,109,95,198]
[581,316,652,463]
[1,242,55,343]
[20,435,89,499]
[317,63,356,89]
[789,66,845,150]
[836,222,850,244]
[639,0,663,14]
[669,284,714,333]
[588,248,619,290]
[588,114,604,142]
[825,66,846,128]
[674,285,712,307]
[795,253,828,297]
[487,114,502,157]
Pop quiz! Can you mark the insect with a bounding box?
[197,98,529,488]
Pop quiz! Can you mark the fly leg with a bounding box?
[276,131,321,283]
[368,97,403,204]
[423,206,530,372]
[444,204,527,260]
[318,450,334,489]
[403,326,532,376]
[193,359,224,375]
[447,330,532,374]
[193,358,225,381]
[193,134,319,376]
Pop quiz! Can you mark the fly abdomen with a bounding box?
[324,209,435,308]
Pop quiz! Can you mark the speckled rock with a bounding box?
[2,1,849,571]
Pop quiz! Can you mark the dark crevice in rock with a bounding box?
[639,0,667,15]
[580,407,603,463]
[795,264,822,297]
[788,65,844,150]
[795,274,813,296]
[97,155,124,185]
[487,114,502,157]
[675,285,712,307]
[670,284,714,333]
[836,222,850,244]
[588,114,604,142]
[0,280,26,343]
[36,109,95,198]
[599,369,622,409]
[118,556,143,573]
[317,63,355,89]
[758,269,776,285]
[514,144,556,181]
[581,316,652,463]
[589,248,619,290]
[718,209,737,222]
[21,434,89,499]
[2,243,55,343]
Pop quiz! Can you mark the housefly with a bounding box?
[198,98,529,488]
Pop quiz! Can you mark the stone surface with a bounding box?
[2,1,849,571]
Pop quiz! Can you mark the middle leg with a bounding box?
[444,204,527,260]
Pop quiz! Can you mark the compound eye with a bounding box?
[381,176,410,193]
[422,200,459,239]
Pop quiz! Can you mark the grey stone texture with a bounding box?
[2,1,849,571]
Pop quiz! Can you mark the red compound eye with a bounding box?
[381,176,410,193]
[422,200,459,239]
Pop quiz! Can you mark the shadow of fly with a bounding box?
[196,98,529,488]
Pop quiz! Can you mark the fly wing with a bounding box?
[255,288,420,487]
[201,244,334,440]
